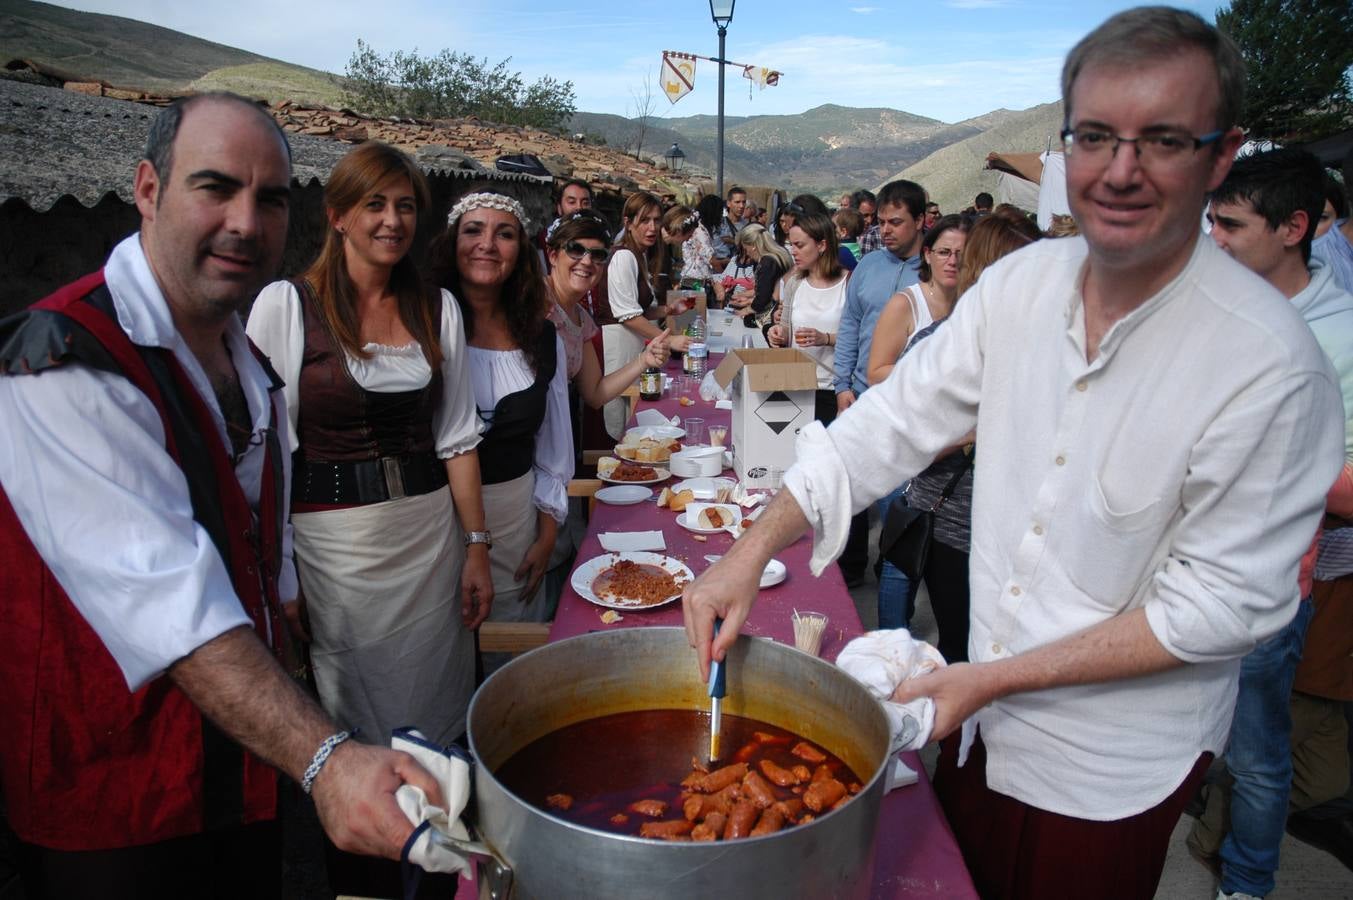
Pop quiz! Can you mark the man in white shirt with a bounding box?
[0,93,439,898]
[683,9,1345,899]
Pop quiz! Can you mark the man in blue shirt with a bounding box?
[832,179,926,591]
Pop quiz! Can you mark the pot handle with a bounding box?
[431,827,516,900]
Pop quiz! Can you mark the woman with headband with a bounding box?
[429,192,573,655]
[247,142,491,893]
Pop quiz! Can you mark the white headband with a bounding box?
[447,192,531,233]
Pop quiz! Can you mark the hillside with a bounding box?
[0,0,344,104]
[889,101,1065,215]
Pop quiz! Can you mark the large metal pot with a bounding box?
[464,627,891,899]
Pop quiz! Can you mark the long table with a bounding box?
[543,380,979,898]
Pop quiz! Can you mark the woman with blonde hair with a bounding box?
[728,223,792,330]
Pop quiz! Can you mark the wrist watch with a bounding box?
[464,530,493,549]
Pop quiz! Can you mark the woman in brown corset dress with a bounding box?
[246,142,492,751]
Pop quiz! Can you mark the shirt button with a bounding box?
[992,642,1003,654]
[1055,455,1066,466]
[1010,586,1021,596]
[1076,380,1087,392]
[1032,525,1044,536]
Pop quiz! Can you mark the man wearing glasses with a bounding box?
[684,8,1343,898]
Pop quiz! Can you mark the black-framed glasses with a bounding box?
[1060,125,1224,168]
[562,240,609,263]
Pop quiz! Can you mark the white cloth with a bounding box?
[598,531,666,551]
[1036,150,1070,231]
[835,630,948,756]
[467,335,572,522]
[0,235,297,691]
[785,233,1345,820]
[393,728,474,878]
[785,274,848,390]
[294,488,473,745]
[245,281,482,458]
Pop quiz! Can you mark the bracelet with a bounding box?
[301,730,353,794]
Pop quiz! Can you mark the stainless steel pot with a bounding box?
[463,627,891,900]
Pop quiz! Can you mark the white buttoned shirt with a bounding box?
[787,233,1345,819]
[0,235,298,691]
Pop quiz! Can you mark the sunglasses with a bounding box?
[562,241,609,263]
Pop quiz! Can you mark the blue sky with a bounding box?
[64,1,1221,123]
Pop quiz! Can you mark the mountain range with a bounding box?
[1,0,1061,209]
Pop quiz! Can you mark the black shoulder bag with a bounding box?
[879,447,974,580]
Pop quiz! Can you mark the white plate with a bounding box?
[571,551,694,610]
[598,467,671,486]
[671,477,737,499]
[624,425,686,441]
[676,505,741,534]
[759,558,788,589]
[595,485,653,505]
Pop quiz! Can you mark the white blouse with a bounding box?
[467,334,573,523]
[606,248,652,323]
[245,281,482,459]
[785,274,849,390]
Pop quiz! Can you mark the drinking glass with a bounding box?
[684,417,705,446]
[741,334,756,349]
[707,424,728,447]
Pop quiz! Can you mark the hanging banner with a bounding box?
[661,51,697,105]
[741,66,781,90]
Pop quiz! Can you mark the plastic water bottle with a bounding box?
[687,314,708,379]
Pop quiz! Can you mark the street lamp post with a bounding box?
[709,0,736,199]
[664,142,687,173]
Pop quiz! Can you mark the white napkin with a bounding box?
[836,629,948,757]
[636,409,679,427]
[715,399,733,410]
[393,728,473,877]
[599,531,666,552]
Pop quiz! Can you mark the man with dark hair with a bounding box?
[0,92,438,898]
[1187,146,1353,899]
[685,9,1344,899]
[924,201,941,231]
[973,192,994,216]
[713,185,747,264]
[853,189,881,254]
[537,178,595,271]
[1314,147,1353,293]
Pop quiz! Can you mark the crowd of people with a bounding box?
[2,5,1353,900]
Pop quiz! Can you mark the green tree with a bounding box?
[1216,0,1353,143]
[343,40,577,130]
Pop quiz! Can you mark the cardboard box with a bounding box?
[711,348,818,487]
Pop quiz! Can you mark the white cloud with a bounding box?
[850,6,881,13]
[945,0,1011,8]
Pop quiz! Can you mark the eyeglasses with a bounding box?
[930,248,961,261]
[562,241,609,263]
[1060,125,1224,169]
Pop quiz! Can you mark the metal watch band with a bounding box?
[464,530,493,548]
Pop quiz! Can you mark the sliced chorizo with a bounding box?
[695,762,748,793]
[803,778,847,812]
[750,805,786,836]
[792,742,828,764]
[741,770,777,809]
[758,758,799,787]
[629,798,668,818]
[545,793,573,810]
[639,819,694,839]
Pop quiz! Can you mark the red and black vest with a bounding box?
[0,270,287,850]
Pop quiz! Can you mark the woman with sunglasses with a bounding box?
[545,212,669,409]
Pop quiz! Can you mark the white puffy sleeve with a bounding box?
[434,289,484,457]
[607,249,645,322]
[532,333,574,522]
[244,280,304,454]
